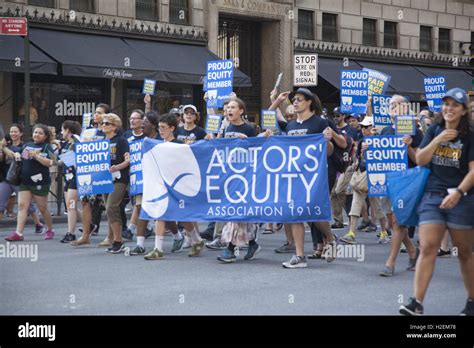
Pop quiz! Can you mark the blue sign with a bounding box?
[129,139,144,196]
[205,59,234,108]
[372,94,392,127]
[395,115,416,136]
[363,68,391,96]
[202,75,207,92]
[205,114,222,133]
[142,79,156,95]
[75,140,114,195]
[340,70,369,114]
[424,76,446,112]
[365,136,408,197]
[140,135,331,223]
[261,109,277,130]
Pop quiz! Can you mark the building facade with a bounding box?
[292,0,473,108]
[0,0,225,132]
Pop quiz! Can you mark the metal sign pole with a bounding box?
[24,21,31,141]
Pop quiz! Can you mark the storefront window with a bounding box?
[125,82,193,121]
[16,80,105,132]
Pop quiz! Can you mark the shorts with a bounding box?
[380,196,393,215]
[417,192,474,230]
[18,184,50,197]
[349,191,385,220]
[65,178,77,191]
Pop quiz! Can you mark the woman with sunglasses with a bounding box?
[267,88,337,268]
[100,114,130,253]
[400,88,474,316]
[177,105,207,144]
[144,113,204,260]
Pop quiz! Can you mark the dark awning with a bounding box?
[318,57,397,93]
[413,66,472,91]
[28,28,251,86]
[355,60,425,95]
[0,35,57,75]
[318,57,363,88]
[29,29,159,80]
[123,38,251,87]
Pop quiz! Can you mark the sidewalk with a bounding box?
[0,212,130,228]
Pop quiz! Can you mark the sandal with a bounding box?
[308,250,324,259]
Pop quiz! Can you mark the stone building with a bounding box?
[0,0,472,132]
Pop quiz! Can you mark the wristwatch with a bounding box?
[456,188,467,197]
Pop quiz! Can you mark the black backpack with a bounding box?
[331,133,354,173]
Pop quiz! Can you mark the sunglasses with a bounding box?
[361,125,372,129]
[291,97,306,103]
[101,121,113,126]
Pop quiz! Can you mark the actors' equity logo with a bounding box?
[142,142,201,219]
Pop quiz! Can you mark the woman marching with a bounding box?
[58,120,82,243]
[215,97,262,263]
[400,88,474,316]
[271,88,337,269]
[0,124,45,232]
[4,124,56,241]
[143,113,204,260]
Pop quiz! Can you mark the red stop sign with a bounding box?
[0,17,27,35]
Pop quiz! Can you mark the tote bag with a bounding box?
[386,166,430,226]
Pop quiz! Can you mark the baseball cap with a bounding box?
[345,113,361,119]
[182,104,198,113]
[442,88,468,108]
[359,116,374,127]
[332,107,344,116]
[168,107,180,115]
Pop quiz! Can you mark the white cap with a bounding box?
[359,116,374,127]
[182,104,197,113]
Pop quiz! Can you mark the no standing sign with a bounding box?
[0,17,27,35]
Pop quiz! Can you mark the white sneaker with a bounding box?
[182,236,192,249]
[282,255,307,269]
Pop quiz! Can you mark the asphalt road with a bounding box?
[0,221,466,315]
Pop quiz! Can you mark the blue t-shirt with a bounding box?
[177,126,207,144]
[109,134,130,184]
[419,124,474,195]
[123,130,146,143]
[381,125,424,168]
[224,123,256,138]
[339,124,359,141]
[279,114,329,136]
